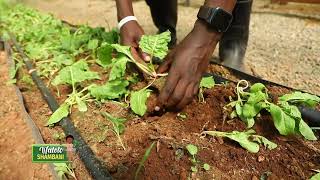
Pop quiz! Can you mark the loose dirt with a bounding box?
[0,51,51,179]
[18,61,320,179]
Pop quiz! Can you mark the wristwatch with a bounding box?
[197,6,233,33]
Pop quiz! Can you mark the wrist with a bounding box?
[191,20,221,45]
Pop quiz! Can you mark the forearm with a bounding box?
[193,0,236,43]
[115,0,134,21]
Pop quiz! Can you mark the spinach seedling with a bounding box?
[198,76,215,102]
[53,163,77,180]
[202,129,277,153]
[186,144,211,173]
[101,112,127,150]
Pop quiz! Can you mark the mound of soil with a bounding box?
[14,59,320,179]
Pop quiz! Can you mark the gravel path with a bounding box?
[22,0,320,94]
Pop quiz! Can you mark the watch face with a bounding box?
[209,8,232,32]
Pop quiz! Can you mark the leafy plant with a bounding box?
[47,60,98,126]
[101,112,127,150]
[186,144,199,172]
[135,142,156,180]
[198,76,215,102]
[185,144,210,173]
[202,129,277,153]
[53,163,77,180]
[226,80,318,140]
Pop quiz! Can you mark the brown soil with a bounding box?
[0,51,51,179]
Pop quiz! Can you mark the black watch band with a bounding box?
[197,6,233,33]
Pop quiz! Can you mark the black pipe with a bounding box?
[9,36,112,180]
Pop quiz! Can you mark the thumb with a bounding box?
[157,55,173,74]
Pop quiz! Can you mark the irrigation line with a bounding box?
[8,36,112,180]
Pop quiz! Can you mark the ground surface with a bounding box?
[0,51,51,179]
[22,0,320,95]
[1,0,320,179]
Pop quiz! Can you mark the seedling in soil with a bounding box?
[226,80,318,140]
[46,60,99,126]
[101,112,127,150]
[135,142,156,180]
[202,129,277,153]
[310,170,320,180]
[53,163,77,180]
[177,112,187,121]
[198,76,215,102]
[185,144,210,173]
[52,132,66,141]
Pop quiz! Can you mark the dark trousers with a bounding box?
[145,0,253,64]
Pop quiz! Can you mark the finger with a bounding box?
[177,83,195,110]
[141,51,151,62]
[166,79,189,108]
[158,68,180,107]
[130,47,144,63]
[157,53,174,73]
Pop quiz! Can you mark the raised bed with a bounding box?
[1,3,320,180]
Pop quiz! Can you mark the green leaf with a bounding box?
[97,43,113,68]
[203,163,210,171]
[250,83,266,93]
[87,39,99,50]
[46,104,69,126]
[310,172,320,180]
[89,80,129,100]
[279,91,320,107]
[186,144,198,156]
[130,89,152,116]
[252,135,278,150]
[269,103,296,136]
[203,130,277,153]
[109,55,128,81]
[52,60,100,86]
[135,142,156,180]
[101,112,127,134]
[75,97,87,112]
[298,118,317,140]
[200,76,215,89]
[191,166,198,172]
[139,30,171,59]
[111,44,133,60]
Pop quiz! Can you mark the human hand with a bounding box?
[157,21,221,110]
[120,21,150,61]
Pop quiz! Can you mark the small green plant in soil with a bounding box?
[198,76,215,102]
[52,132,66,141]
[135,142,156,180]
[310,170,320,180]
[226,80,319,140]
[202,129,277,153]
[186,144,210,173]
[101,112,127,150]
[53,163,77,180]
[177,112,187,121]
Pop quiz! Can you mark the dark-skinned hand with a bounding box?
[157,21,220,110]
[119,20,150,61]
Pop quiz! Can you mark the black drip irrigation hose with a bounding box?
[8,37,112,179]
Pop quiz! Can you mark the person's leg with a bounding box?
[219,0,253,70]
[145,0,178,47]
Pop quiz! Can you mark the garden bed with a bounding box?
[2,2,320,180]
